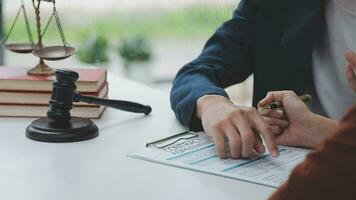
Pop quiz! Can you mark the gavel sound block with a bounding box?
[26,69,152,143]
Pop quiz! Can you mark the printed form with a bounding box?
[129,132,310,188]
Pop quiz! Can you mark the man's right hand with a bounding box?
[196,95,282,159]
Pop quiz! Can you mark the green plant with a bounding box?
[5,4,235,42]
[77,33,109,64]
[118,36,152,67]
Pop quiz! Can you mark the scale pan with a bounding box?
[33,46,76,61]
[5,43,35,54]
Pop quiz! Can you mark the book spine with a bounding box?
[0,83,108,106]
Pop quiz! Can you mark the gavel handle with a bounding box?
[74,94,152,115]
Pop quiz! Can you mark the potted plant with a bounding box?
[77,32,109,64]
[118,36,152,83]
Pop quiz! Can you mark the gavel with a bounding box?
[48,69,152,122]
[26,69,152,143]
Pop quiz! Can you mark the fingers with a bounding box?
[346,51,356,66]
[259,109,288,135]
[212,122,262,159]
[346,65,356,92]
[217,123,266,159]
[261,116,289,129]
[234,116,258,158]
[345,52,356,92]
[258,91,298,108]
[254,133,266,154]
[346,65,356,80]
[225,126,242,159]
[251,113,279,157]
[259,108,284,118]
[206,105,280,160]
[257,92,274,107]
[345,51,353,64]
[211,127,227,158]
[261,115,289,135]
[345,51,356,74]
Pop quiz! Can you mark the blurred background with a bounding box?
[1,0,252,106]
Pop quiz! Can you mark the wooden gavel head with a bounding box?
[47,69,79,122]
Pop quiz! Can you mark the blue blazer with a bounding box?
[170,0,324,130]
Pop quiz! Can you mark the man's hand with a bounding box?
[196,95,281,159]
[345,51,356,92]
[259,108,286,135]
[258,91,338,149]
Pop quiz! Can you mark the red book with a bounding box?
[0,82,108,106]
[0,66,107,92]
[0,104,107,119]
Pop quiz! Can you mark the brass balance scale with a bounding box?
[1,0,76,75]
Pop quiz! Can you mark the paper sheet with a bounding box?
[129,132,310,188]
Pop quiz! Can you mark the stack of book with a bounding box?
[0,67,108,118]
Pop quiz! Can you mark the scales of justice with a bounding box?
[1,0,76,75]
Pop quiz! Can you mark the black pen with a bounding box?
[261,94,312,110]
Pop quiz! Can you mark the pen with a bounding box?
[261,94,312,110]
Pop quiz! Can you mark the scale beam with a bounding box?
[1,0,76,76]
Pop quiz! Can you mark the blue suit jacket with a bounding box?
[170,0,324,130]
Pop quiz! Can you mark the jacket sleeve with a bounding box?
[269,105,356,200]
[170,0,255,130]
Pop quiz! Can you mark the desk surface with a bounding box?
[0,73,275,200]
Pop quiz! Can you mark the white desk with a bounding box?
[0,73,275,200]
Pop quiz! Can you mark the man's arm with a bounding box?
[170,0,256,130]
[170,1,280,159]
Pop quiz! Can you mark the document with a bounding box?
[129,132,310,188]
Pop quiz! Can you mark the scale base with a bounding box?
[26,117,99,143]
[27,62,55,76]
